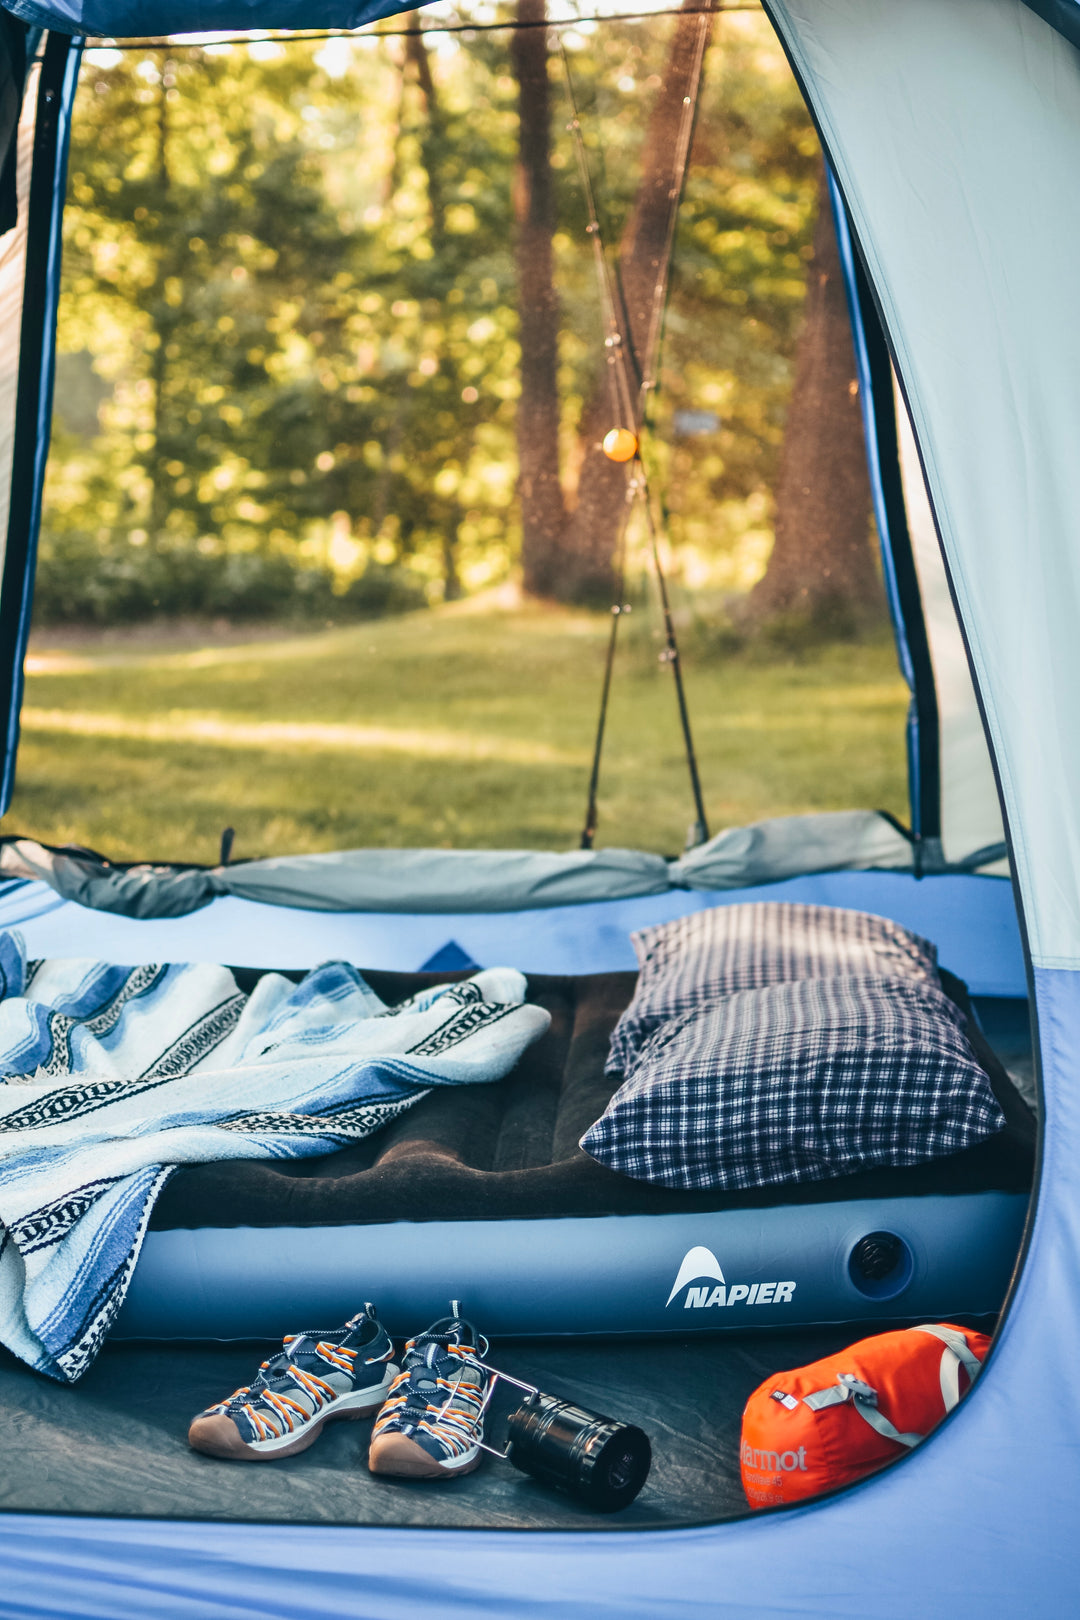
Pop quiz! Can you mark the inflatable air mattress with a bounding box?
[114,966,1034,1341]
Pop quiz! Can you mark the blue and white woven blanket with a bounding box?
[0,933,549,1383]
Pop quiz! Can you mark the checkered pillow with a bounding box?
[582,977,1005,1191]
[607,902,939,1078]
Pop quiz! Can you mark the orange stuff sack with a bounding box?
[740,1322,990,1509]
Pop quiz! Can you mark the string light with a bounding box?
[602,427,638,463]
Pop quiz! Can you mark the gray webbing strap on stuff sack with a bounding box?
[913,1323,985,1414]
[803,1374,925,1448]
[802,1325,985,1449]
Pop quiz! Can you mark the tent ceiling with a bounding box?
[0,0,1074,49]
[4,0,407,37]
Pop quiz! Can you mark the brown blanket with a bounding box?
[150,967,1034,1231]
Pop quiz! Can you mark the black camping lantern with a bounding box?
[467,1359,652,1512]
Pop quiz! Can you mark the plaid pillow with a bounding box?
[607,902,939,1078]
[582,977,1005,1192]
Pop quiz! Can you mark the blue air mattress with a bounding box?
[112,963,1034,1342]
[116,1193,1028,1341]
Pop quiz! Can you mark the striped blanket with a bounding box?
[0,933,549,1383]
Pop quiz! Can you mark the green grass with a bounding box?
[6,602,910,864]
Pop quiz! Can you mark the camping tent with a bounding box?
[0,0,1075,1614]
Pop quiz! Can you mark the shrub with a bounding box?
[31,530,429,627]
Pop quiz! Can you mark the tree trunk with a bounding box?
[442,506,462,602]
[405,23,447,255]
[513,0,712,604]
[405,22,462,593]
[148,55,174,546]
[745,161,878,633]
[512,0,567,598]
[561,4,711,602]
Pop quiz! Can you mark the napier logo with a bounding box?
[666,1245,796,1311]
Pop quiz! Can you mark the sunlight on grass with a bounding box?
[7,604,911,863]
[21,708,584,766]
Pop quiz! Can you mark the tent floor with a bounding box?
[0,998,1030,1532]
[0,1326,932,1531]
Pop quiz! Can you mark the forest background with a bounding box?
[16,2,907,861]
[41,1,876,632]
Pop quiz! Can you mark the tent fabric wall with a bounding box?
[0,810,923,918]
[775,0,1080,973]
[828,172,941,844]
[832,113,1008,876]
[0,1,1065,1613]
[0,867,1029,994]
[0,811,1014,922]
[0,2,1071,1614]
[892,382,1007,872]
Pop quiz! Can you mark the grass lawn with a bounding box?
[7,600,910,864]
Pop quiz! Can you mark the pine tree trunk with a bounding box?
[512,0,567,598]
[745,162,878,633]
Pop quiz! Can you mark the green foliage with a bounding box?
[661,24,820,569]
[33,523,426,624]
[41,13,818,624]
[46,30,520,616]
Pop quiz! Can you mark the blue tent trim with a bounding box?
[3,0,409,38]
[0,2,1067,1615]
[0,29,79,817]
[1021,0,1080,48]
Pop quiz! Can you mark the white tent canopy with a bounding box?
[768,0,1080,968]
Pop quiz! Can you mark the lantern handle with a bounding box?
[454,1355,542,1461]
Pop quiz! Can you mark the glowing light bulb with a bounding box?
[602,427,638,463]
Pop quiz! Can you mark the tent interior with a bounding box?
[0,0,1049,1557]
[0,898,1036,1531]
